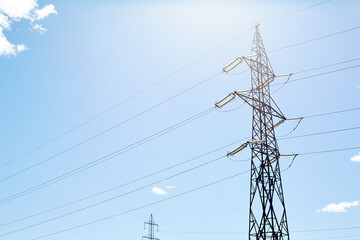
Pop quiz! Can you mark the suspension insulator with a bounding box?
[215,93,236,108]
[265,157,278,166]
[227,143,248,157]
[269,119,285,130]
[286,117,304,121]
[235,89,251,94]
[223,57,243,73]
[258,77,274,89]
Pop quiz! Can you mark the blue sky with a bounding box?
[0,0,360,240]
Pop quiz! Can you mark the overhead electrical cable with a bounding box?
[292,57,360,75]
[0,106,359,205]
[278,126,360,141]
[0,72,221,182]
[0,155,227,238]
[0,107,216,204]
[269,26,360,53]
[7,146,360,240]
[303,107,360,119]
[269,0,331,22]
[0,136,249,227]
[3,0,332,168]
[1,126,360,230]
[26,170,251,240]
[270,57,360,95]
[272,64,360,87]
[161,225,360,235]
[3,58,358,186]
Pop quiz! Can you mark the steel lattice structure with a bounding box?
[241,25,290,240]
[217,24,290,240]
[142,214,159,240]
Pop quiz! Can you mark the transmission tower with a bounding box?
[142,214,159,240]
[216,25,292,240]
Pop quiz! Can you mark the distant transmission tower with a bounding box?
[216,24,296,240]
[142,214,159,240]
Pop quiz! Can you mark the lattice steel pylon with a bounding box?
[217,24,291,240]
[142,214,159,240]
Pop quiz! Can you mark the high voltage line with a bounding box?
[3,36,357,187]
[4,1,360,240]
[0,100,359,206]
[1,0,333,168]
[274,64,360,87]
[269,26,360,53]
[3,145,359,240]
[161,225,360,235]
[25,169,251,240]
[0,155,227,237]
[292,57,360,75]
[1,125,360,232]
[1,57,359,187]
[269,0,330,22]
[0,136,248,227]
[0,72,221,181]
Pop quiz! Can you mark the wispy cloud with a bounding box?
[34,4,57,20]
[351,153,360,162]
[316,201,360,213]
[165,186,175,189]
[152,187,167,195]
[0,0,57,56]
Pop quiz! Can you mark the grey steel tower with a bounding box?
[217,24,290,240]
[142,214,159,240]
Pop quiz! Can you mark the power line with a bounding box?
[2,132,360,235]
[0,72,221,182]
[0,155,227,238]
[1,105,359,206]
[293,226,360,233]
[2,38,250,169]
[27,170,250,240]
[298,146,360,156]
[0,136,249,227]
[303,107,360,119]
[0,107,215,204]
[272,64,360,87]
[3,58,359,187]
[4,25,358,180]
[279,126,360,141]
[271,57,360,99]
[303,234,360,240]
[270,0,331,22]
[10,146,360,240]
[3,1,333,168]
[161,225,360,235]
[269,26,360,53]
[292,57,360,75]
[1,123,360,227]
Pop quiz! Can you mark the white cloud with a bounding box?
[351,153,360,162]
[0,0,56,56]
[33,23,46,32]
[0,0,37,20]
[0,13,11,29]
[34,4,57,20]
[16,44,27,53]
[152,187,167,195]
[165,186,175,189]
[0,27,27,56]
[316,201,360,213]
